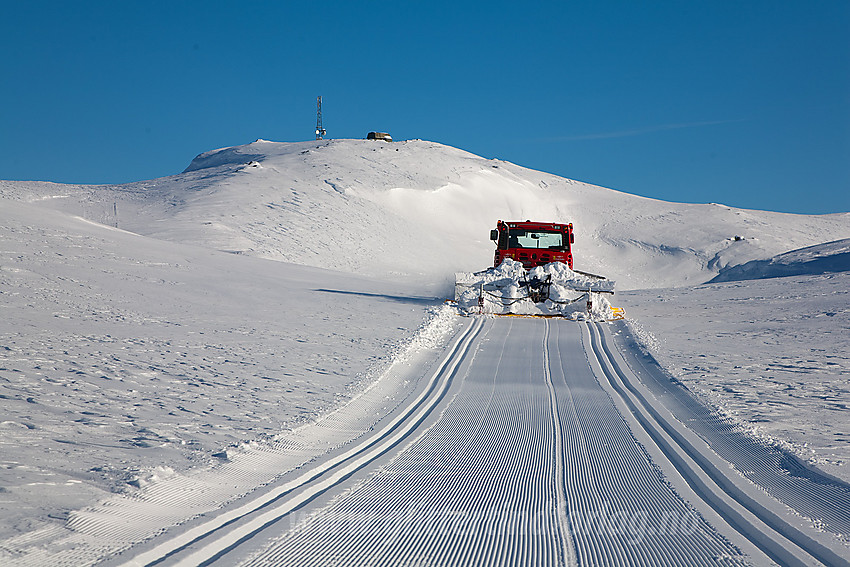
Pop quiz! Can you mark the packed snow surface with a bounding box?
[618,239,850,483]
[235,319,755,566]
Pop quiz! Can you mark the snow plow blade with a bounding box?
[455,259,620,321]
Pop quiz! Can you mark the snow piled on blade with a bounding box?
[454,259,617,319]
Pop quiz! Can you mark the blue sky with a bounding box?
[2,1,848,214]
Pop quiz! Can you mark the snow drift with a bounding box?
[710,237,850,282]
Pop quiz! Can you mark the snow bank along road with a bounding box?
[91,318,850,565]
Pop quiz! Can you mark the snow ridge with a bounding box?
[710,237,850,282]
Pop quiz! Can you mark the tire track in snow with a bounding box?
[540,319,577,567]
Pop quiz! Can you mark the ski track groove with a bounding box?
[119,316,486,567]
[23,316,845,566]
[229,319,750,566]
[587,322,850,567]
[239,319,563,566]
[557,322,736,567]
[612,321,850,539]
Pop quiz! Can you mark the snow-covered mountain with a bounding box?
[3,138,849,289]
[1,138,849,562]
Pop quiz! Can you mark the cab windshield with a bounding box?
[509,230,563,249]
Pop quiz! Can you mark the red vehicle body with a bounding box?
[490,220,575,269]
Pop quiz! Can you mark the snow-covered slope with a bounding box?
[1,138,849,559]
[0,198,444,542]
[3,139,849,289]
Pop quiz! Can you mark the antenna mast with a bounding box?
[315,96,326,140]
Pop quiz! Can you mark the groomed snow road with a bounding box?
[115,317,849,567]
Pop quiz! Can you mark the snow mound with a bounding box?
[710,238,850,282]
[454,259,616,319]
[182,140,272,172]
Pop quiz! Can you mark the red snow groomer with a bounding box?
[490,220,575,270]
[454,219,621,319]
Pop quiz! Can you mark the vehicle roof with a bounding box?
[499,220,571,230]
